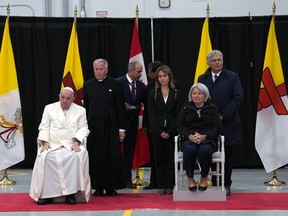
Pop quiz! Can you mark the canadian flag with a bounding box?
[129,18,150,169]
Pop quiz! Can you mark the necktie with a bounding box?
[131,81,136,100]
[214,74,218,82]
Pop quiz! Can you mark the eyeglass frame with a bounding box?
[209,58,223,64]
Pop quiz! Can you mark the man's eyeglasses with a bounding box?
[210,58,223,63]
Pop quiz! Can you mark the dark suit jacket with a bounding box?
[143,80,181,129]
[143,80,155,128]
[198,68,244,146]
[116,75,145,119]
[148,88,182,136]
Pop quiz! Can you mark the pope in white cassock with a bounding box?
[29,87,91,205]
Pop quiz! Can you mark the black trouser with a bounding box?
[148,133,158,186]
[151,134,175,189]
[183,142,214,178]
[211,146,233,186]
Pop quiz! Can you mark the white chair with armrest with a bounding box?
[174,135,225,191]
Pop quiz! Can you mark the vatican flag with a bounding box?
[0,17,24,171]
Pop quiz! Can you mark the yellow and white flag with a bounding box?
[0,17,24,171]
[62,19,84,106]
[194,18,212,83]
[255,17,288,173]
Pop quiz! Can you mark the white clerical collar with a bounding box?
[97,76,107,82]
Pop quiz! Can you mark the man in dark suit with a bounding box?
[84,58,126,196]
[116,61,146,189]
[142,61,163,190]
[198,50,244,196]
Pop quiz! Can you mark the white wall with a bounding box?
[0,0,287,18]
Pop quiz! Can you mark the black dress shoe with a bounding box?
[106,189,117,196]
[198,185,208,191]
[225,186,231,196]
[188,186,197,192]
[65,194,76,205]
[93,189,105,196]
[37,198,53,205]
[166,188,173,195]
[125,182,137,189]
[159,188,166,195]
[143,183,157,190]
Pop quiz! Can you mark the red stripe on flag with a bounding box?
[258,88,270,111]
[258,67,288,114]
[62,72,83,106]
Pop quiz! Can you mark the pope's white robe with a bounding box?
[29,102,91,202]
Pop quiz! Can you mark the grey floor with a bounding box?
[1,168,288,215]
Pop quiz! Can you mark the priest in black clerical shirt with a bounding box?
[84,58,126,197]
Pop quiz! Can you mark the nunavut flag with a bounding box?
[194,18,212,83]
[130,18,150,169]
[255,17,288,173]
[61,19,84,106]
[0,17,24,170]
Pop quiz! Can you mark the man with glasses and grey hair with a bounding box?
[198,50,244,196]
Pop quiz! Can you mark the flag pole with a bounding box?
[150,17,154,62]
[0,5,16,186]
[132,168,148,186]
[204,3,213,187]
[264,170,285,186]
[74,5,77,21]
[0,169,16,185]
[206,3,210,20]
[263,2,285,187]
[131,5,148,187]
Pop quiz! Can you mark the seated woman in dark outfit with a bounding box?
[177,83,221,191]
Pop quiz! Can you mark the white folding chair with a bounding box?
[174,135,184,191]
[174,135,225,191]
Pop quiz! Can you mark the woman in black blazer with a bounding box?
[148,65,182,195]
